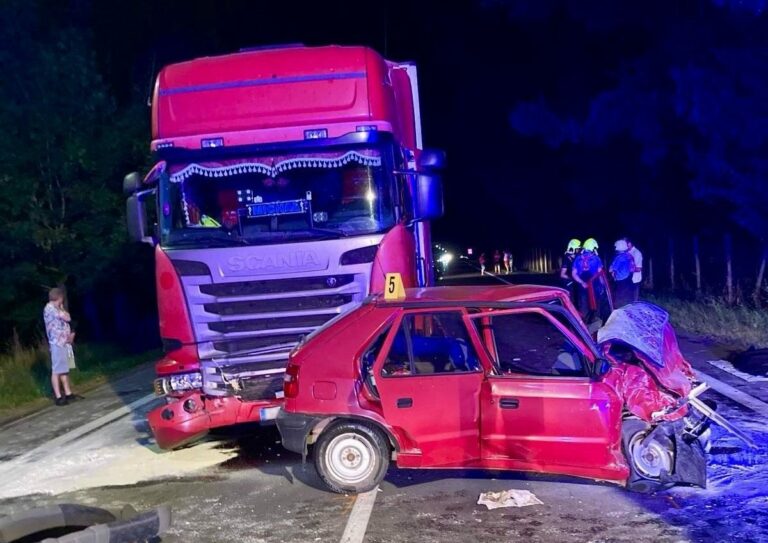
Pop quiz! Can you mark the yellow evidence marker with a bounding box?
[384,272,406,300]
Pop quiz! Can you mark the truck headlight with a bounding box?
[168,372,203,392]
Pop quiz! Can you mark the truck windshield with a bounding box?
[160,145,397,247]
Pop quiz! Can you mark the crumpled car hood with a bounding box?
[598,302,695,403]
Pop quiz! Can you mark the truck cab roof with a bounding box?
[152,45,419,151]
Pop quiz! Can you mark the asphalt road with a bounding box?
[1,272,766,543]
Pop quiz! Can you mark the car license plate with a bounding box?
[260,406,281,421]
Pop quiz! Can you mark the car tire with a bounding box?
[314,421,390,494]
[622,418,674,494]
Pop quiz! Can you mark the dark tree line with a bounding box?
[0,1,154,346]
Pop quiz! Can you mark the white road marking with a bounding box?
[0,393,158,482]
[695,369,768,418]
[707,359,768,382]
[340,487,379,543]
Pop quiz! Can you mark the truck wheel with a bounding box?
[314,421,389,494]
[622,418,674,494]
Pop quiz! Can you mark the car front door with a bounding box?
[373,309,485,468]
[472,308,626,481]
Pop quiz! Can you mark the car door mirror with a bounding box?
[592,357,612,379]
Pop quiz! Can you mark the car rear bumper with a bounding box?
[276,409,323,456]
[148,391,282,449]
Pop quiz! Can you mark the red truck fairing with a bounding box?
[152,46,417,150]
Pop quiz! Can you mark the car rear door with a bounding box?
[471,308,626,481]
[373,309,484,467]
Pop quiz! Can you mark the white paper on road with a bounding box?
[477,489,544,510]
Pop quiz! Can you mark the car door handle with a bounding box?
[397,397,413,408]
[499,397,519,409]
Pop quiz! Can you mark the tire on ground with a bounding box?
[313,420,390,494]
[621,417,674,494]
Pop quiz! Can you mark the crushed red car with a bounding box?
[277,285,736,494]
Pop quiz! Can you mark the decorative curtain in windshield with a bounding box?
[168,150,382,183]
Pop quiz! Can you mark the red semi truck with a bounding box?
[123,45,445,449]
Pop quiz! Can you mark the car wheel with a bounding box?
[314,421,389,494]
[622,418,674,493]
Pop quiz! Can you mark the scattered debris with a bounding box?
[477,489,544,510]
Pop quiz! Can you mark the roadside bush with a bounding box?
[649,295,768,349]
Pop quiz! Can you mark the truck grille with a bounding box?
[239,375,284,401]
[204,294,353,316]
[200,274,354,297]
[212,334,305,354]
[207,314,330,334]
[186,270,365,399]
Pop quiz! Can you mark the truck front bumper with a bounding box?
[148,391,282,450]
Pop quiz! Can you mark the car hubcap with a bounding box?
[325,433,375,485]
[630,432,672,478]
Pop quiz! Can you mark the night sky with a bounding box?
[74,0,766,255]
[4,0,768,341]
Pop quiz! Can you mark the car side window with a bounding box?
[362,325,391,375]
[361,324,391,397]
[491,312,586,377]
[381,311,481,376]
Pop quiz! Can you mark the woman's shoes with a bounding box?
[54,396,68,406]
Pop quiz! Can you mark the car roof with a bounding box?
[373,285,569,307]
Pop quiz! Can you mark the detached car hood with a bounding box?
[598,302,695,399]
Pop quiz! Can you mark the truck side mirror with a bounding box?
[123,172,142,196]
[417,149,446,171]
[412,173,444,221]
[126,189,157,245]
[412,149,446,222]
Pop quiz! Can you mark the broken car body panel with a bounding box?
[599,302,694,399]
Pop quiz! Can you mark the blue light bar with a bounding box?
[304,129,328,140]
[156,141,174,149]
[356,125,378,132]
[201,137,224,148]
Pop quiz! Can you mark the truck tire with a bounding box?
[314,421,389,494]
[622,418,674,494]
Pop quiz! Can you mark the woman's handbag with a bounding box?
[66,344,76,369]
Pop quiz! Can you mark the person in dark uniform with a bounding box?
[572,238,612,326]
[560,239,581,310]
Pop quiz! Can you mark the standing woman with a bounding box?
[43,288,76,406]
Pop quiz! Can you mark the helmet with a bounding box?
[583,238,599,252]
[614,239,628,252]
[566,239,581,253]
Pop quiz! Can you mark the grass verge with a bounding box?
[649,295,768,350]
[0,342,160,411]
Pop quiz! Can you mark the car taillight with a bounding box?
[284,363,300,398]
